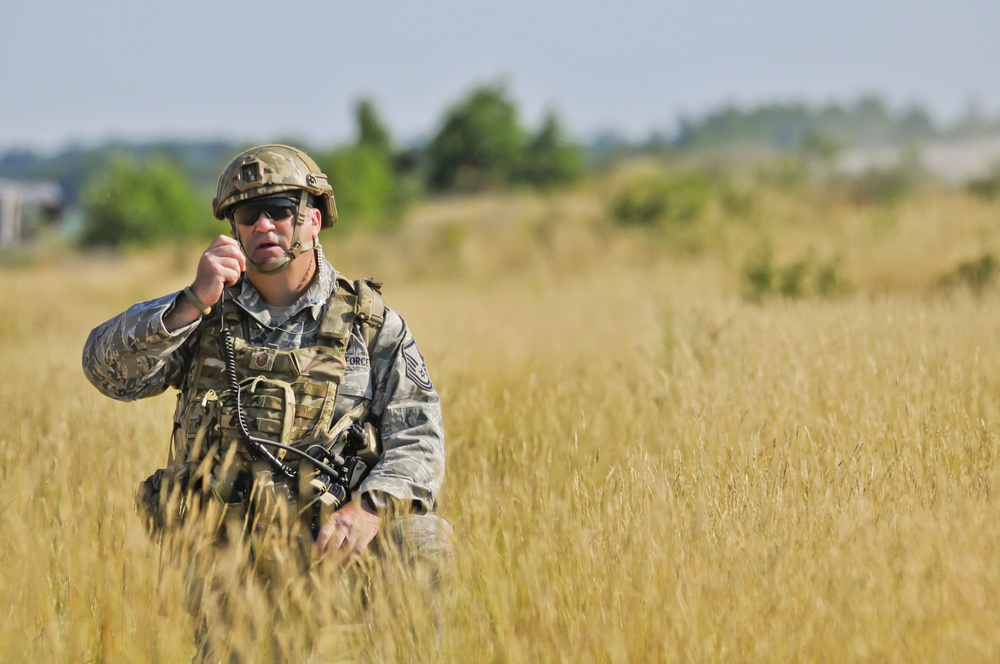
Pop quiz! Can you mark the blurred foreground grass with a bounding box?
[2,186,1000,661]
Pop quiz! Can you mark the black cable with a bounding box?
[221,326,297,479]
[244,435,344,481]
[217,290,345,482]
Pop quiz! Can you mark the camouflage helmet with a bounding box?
[212,144,338,228]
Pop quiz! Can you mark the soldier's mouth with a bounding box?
[254,239,284,252]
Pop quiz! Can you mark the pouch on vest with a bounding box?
[219,376,297,460]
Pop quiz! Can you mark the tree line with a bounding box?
[2,88,999,247]
[7,83,585,246]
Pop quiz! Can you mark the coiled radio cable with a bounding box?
[218,291,344,483]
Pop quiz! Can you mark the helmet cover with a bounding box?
[213,144,337,228]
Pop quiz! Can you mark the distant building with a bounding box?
[838,135,1000,184]
[0,178,64,246]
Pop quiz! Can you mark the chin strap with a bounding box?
[233,191,315,274]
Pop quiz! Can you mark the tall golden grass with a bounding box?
[2,183,1000,661]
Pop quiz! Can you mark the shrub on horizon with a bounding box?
[79,154,205,247]
[609,171,712,228]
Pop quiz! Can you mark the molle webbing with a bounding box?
[355,278,385,350]
[186,336,340,457]
[320,277,385,354]
[173,278,386,467]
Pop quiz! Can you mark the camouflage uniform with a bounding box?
[82,248,445,515]
[84,144,450,659]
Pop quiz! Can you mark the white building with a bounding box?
[0,178,64,246]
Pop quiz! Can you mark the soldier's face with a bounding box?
[232,194,320,267]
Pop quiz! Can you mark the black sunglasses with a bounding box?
[229,197,299,227]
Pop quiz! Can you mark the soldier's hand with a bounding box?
[190,235,246,307]
[163,235,245,331]
[315,497,381,563]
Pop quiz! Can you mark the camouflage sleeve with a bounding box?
[360,307,445,514]
[82,292,200,402]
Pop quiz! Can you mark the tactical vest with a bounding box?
[168,276,385,515]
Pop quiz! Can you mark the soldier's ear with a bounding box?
[309,206,323,238]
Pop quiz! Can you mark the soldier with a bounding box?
[82,144,450,659]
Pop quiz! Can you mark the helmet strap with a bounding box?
[233,191,315,275]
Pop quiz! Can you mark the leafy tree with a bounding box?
[850,95,895,145]
[520,111,584,188]
[319,98,410,231]
[893,106,936,143]
[791,129,842,183]
[426,84,525,192]
[1,141,236,207]
[321,145,399,231]
[80,155,207,247]
[672,95,941,152]
[948,99,1000,138]
[355,98,392,155]
[797,129,841,164]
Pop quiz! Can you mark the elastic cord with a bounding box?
[182,286,211,315]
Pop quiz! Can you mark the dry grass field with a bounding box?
[2,181,1000,661]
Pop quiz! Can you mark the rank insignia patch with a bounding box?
[403,339,433,390]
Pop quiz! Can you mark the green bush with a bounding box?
[79,155,207,247]
[520,111,583,188]
[741,243,850,302]
[321,146,402,232]
[937,252,998,296]
[718,179,757,218]
[965,164,1000,201]
[609,172,712,227]
[756,156,808,190]
[777,255,811,298]
[741,243,775,302]
[841,147,926,206]
[814,256,851,297]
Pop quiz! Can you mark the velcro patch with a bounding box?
[402,340,433,391]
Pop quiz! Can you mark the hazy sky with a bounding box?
[4,0,999,152]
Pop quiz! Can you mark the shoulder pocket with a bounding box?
[335,356,372,423]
